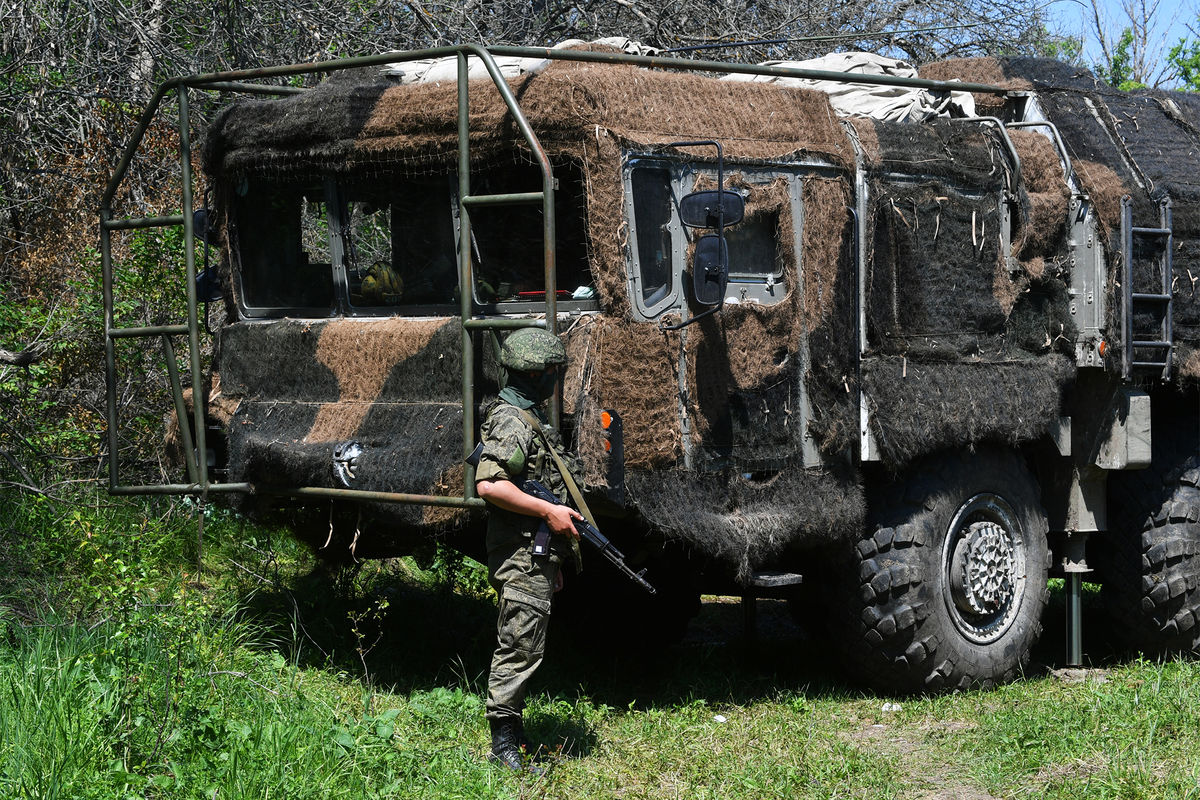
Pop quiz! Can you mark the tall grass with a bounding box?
[0,587,502,799]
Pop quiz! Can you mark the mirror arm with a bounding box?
[659,303,720,331]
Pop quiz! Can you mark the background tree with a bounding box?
[1083,0,1199,88]
[1168,14,1200,90]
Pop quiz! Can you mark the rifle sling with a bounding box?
[515,408,598,529]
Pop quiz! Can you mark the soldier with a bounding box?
[474,326,585,771]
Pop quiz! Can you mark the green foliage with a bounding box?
[1168,36,1200,91]
[1038,35,1083,65]
[0,212,202,492]
[1098,29,1148,90]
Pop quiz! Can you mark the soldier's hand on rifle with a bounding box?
[544,503,582,539]
[476,477,581,539]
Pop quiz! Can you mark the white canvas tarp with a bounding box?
[722,52,976,122]
[381,37,660,84]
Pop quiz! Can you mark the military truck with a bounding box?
[100,43,1200,691]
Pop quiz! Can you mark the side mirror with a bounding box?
[692,234,727,306]
[192,208,221,246]
[195,269,224,302]
[678,189,745,229]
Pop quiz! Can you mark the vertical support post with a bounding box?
[1066,572,1084,666]
[1062,524,1092,667]
[161,336,199,485]
[1121,195,1133,380]
[543,143,560,430]
[101,208,120,491]
[1161,197,1173,382]
[458,52,478,499]
[178,87,208,488]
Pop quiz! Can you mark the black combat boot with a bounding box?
[488,718,526,771]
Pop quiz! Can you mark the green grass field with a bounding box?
[1,492,1198,799]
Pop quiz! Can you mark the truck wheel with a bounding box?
[838,448,1050,692]
[1098,451,1200,654]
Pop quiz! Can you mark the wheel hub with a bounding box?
[950,521,1016,616]
[941,493,1028,644]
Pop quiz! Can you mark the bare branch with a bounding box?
[0,344,48,367]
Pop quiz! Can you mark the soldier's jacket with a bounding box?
[476,398,585,565]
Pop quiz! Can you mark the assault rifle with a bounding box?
[522,480,656,595]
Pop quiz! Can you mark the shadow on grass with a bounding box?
[240,562,1167,728]
[238,562,856,715]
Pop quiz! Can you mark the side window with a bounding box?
[344,178,458,310]
[727,211,782,280]
[233,177,335,311]
[631,166,677,310]
[694,173,791,305]
[470,161,592,307]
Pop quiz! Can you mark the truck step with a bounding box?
[747,571,805,589]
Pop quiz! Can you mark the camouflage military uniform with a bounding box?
[477,398,584,723]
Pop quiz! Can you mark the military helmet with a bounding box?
[500,328,566,372]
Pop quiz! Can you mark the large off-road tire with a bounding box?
[837,448,1050,692]
[1098,444,1200,654]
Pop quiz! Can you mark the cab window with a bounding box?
[233,178,335,311]
[727,211,781,279]
[630,166,677,310]
[470,161,592,308]
[343,178,458,310]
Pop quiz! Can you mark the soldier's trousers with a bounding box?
[485,534,562,722]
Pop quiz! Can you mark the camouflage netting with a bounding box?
[562,315,683,473]
[626,465,865,582]
[923,57,1200,382]
[862,355,1074,466]
[856,118,1015,361]
[215,318,481,549]
[847,115,1075,463]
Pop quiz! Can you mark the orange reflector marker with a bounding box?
[1098,340,1107,357]
[600,411,613,430]
[603,439,612,452]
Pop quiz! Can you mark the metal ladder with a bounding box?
[1121,195,1174,381]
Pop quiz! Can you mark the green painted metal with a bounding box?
[103,215,186,230]
[195,81,306,96]
[462,318,548,330]
[178,88,208,489]
[461,191,545,207]
[110,483,252,496]
[261,486,486,508]
[100,207,119,491]
[109,324,190,339]
[160,335,199,485]
[458,51,476,500]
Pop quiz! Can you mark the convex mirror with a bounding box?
[678,189,744,229]
[692,234,728,306]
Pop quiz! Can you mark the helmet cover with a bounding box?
[500,328,567,372]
